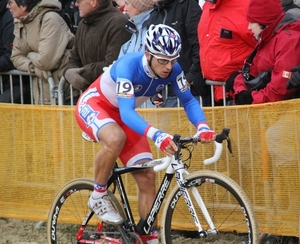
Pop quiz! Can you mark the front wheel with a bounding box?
[161,170,259,244]
[47,178,130,244]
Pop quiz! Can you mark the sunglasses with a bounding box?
[150,53,179,65]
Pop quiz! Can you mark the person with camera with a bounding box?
[230,0,300,105]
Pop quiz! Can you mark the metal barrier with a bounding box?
[205,79,227,106]
[0,70,57,105]
[1,70,226,107]
[56,76,81,106]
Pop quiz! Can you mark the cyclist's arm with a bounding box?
[116,78,160,140]
[171,69,207,126]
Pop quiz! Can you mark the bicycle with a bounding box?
[47,128,259,243]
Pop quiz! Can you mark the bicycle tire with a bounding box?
[47,178,127,244]
[161,170,259,244]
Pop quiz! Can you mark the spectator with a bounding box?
[0,0,31,103]
[64,0,131,92]
[8,0,74,105]
[282,1,300,92]
[117,0,154,108]
[231,0,300,105]
[198,0,257,106]
[118,0,153,57]
[146,0,209,107]
[75,24,215,244]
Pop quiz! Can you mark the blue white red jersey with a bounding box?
[83,52,207,139]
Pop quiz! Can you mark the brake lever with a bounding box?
[215,128,234,157]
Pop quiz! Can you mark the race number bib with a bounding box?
[116,78,134,98]
[176,72,188,92]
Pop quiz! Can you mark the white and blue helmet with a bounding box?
[145,24,182,56]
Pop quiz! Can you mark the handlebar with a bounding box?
[153,155,173,172]
[204,128,234,165]
[153,128,234,172]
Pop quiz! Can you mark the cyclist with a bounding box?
[75,24,216,244]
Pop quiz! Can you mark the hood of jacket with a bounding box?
[18,0,61,24]
[259,12,298,47]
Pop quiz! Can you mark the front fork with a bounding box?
[173,161,217,237]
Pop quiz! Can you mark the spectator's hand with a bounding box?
[287,65,300,90]
[64,68,90,91]
[193,123,216,143]
[154,131,177,156]
[150,93,164,106]
[34,67,51,80]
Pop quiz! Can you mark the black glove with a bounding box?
[235,90,253,105]
[150,93,164,106]
[287,65,300,90]
[225,71,240,92]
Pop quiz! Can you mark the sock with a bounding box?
[92,181,107,199]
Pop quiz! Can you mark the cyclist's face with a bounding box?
[146,51,178,78]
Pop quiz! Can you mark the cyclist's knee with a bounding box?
[133,170,156,190]
[99,126,126,151]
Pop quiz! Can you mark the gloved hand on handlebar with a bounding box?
[286,65,300,90]
[153,131,177,156]
[193,123,216,143]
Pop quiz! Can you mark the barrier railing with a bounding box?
[1,70,225,107]
[0,70,58,105]
[205,79,226,106]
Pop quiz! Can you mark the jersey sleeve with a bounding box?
[116,80,160,140]
[171,67,207,126]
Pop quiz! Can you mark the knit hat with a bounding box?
[127,0,153,12]
[246,0,284,26]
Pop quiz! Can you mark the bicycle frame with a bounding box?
[79,129,232,239]
[107,161,176,236]
[103,154,216,237]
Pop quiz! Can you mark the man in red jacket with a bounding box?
[198,0,256,105]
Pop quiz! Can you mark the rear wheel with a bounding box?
[47,178,136,244]
[161,170,259,243]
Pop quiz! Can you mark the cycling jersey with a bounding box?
[77,52,207,141]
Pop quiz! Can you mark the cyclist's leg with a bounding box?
[75,89,126,225]
[119,126,156,220]
[119,126,158,242]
